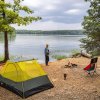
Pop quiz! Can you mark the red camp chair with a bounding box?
[84,57,98,76]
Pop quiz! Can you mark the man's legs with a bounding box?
[45,56,49,66]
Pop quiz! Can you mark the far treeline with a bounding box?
[15,30,84,35]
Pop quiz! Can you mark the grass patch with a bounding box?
[70,49,81,57]
[52,55,67,60]
[71,49,80,55]
[0,55,23,61]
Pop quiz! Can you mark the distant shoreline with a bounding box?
[15,30,84,35]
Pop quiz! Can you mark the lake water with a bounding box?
[0,34,84,63]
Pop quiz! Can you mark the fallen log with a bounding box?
[81,52,91,58]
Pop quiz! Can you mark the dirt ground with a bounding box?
[0,57,100,100]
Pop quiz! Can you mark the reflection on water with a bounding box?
[0,34,84,63]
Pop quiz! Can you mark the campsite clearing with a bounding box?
[0,57,100,100]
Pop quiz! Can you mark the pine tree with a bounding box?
[81,0,100,56]
[0,0,41,62]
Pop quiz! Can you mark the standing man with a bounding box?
[44,44,49,66]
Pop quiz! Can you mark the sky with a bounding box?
[7,0,90,30]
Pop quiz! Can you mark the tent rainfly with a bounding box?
[0,60,53,98]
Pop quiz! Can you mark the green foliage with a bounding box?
[71,49,80,56]
[0,32,16,42]
[81,0,100,55]
[0,55,25,61]
[91,50,100,57]
[52,55,67,60]
[69,49,81,57]
[0,55,4,61]
[0,0,41,32]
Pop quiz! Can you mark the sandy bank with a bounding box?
[0,57,100,100]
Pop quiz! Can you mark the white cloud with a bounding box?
[73,3,85,8]
[21,0,60,8]
[64,9,81,15]
[6,0,13,3]
[22,0,42,8]
[44,5,56,10]
[6,0,89,30]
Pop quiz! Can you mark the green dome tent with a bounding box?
[0,59,53,98]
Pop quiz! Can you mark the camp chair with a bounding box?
[84,57,98,76]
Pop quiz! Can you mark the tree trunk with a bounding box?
[4,31,9,62]
[0,0,9,63]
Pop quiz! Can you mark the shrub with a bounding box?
[52,55,67,60]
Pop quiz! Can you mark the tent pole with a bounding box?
[22,82,25,98]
